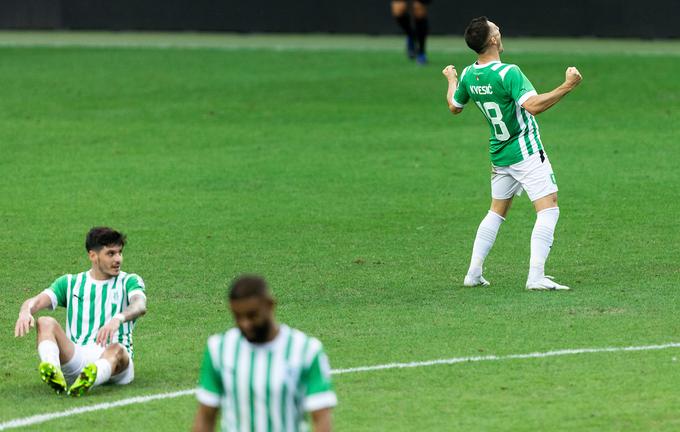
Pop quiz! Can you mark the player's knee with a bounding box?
[108,343,128,362]
[490,200,512,218]
[36,316,59,333]
[491,207,508,218]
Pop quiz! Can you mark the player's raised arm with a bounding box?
[442,65,464,115]
[521,67,582,116]
[14,292,53,337]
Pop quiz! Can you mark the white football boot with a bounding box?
[464,274,491,287]
[526,275,570,291]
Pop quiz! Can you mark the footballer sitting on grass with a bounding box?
[14,227,147,396]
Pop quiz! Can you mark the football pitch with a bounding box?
[1,32,679,431]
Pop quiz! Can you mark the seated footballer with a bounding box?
[14,227,147,396]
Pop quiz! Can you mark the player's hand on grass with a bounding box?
[14,311,35,337]
[565,66,582,88]
[442,65,458,82]
[96,316,123,346]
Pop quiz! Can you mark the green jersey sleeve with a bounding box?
[503,65,537,106]
[452,69,470,108]
[301,345,337,412]
[197,339,224,408]
[47,275,69,309]
[124,274,146,300]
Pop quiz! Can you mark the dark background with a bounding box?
[0,0,677,38]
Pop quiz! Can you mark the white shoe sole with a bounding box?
[526,276,570,291]
[464,275,490,287]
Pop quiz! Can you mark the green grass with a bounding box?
[1,33,679,431]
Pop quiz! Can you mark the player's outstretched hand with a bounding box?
[14,311,35,337]
[96,317,123,346]
[442,65,458,81]
[565,66,582,88]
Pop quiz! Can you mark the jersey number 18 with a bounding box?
[475,101,510,141]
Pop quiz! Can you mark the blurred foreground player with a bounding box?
[391,0,431,64]
[193,275,336,432]
[442,17,582,290]
[14,227,147,395]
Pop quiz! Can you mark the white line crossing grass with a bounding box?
[2,341,679,430]
[0,32,678,55]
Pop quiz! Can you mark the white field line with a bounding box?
[0,41,673,57]
[2,342,680,430]
[0,34,678,56]
[0,40,412,52]
[0,389,196,430]
[331,342,680,374]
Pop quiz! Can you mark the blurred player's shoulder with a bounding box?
[287,326,324,362]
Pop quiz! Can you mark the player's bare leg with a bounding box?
[102,343,130,376]
[526,192,569,290]
[391,1,416,60]
[533,192,557,212]
[464,198,513,286]
[69,343,129,397]
[491,197,513,218]
[36,316,75,393]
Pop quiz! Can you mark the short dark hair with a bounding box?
[85,227,126,252]
[229,275,271,301]
[464,16,491,54]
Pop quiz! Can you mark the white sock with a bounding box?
[528,207,560,283]
[93,359,112,386]
[467,211,505,277]
[38,340,61,369]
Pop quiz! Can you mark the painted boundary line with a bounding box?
[2,342,680,430]
[331,342,680,374]
[0,34,678,56]
[0,40,413,52]
[0,389,196,430]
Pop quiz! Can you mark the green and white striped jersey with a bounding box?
[197,324,337,432]
[453,61,543,166]
[42,271,146,357]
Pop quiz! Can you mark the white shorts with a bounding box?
[62,343,135,386]
[491,151,558,202]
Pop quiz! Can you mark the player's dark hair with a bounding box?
[85,227,126,252]
[464,16,491,54]
[229,275,270,301]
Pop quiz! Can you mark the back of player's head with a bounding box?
[465,16,491,54]
[85,227,126,252]
[229,274,271,301]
